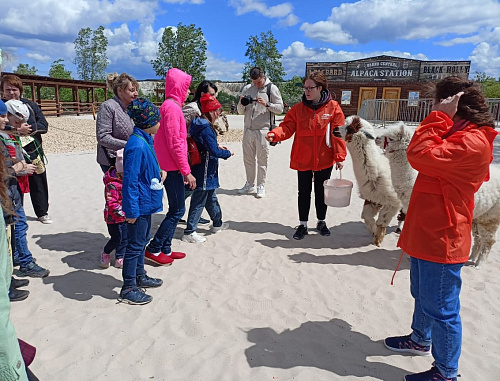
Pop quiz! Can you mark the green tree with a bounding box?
[475,71,500,98]
[279,75,303,105]
[49,59,72,79]
[73,26,108,81]
[242,30,286,83]
[151,23,207,83]
[14,63,37,75]
[43,59,74,101]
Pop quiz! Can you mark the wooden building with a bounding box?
[306,55,471,117]
[0,72,108,116]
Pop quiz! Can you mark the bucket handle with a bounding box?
[336,169,343,180]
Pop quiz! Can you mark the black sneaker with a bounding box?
[316,221,331,236]
[199,217,210,225]
[15,262,49,278]
[118,287,152,305]
[384,334,431,356]
[405,366,456,381]
[11,277,29,289]
[293,225,308,240]
[136,274,163,288]
[9,288,29,302]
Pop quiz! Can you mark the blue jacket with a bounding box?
[189,117,231,190]
[122,127,163,218]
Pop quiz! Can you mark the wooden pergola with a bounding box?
[0,72,108,117]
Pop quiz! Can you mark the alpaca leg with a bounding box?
[374,225,387,247]
[473,218,499,268]
[469,220,480,264]
[396,210,406,234]
[361,200,380,234]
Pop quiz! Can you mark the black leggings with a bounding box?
[297,166,333,222]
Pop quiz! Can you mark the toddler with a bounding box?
[100,149,127,268]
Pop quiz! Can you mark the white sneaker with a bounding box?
[212,222,229,233]
[182,232,206,243]
[238,182,256,194]
[255,185,265,198]
[38,215,53,224]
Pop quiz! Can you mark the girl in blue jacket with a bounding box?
[182,94,233,243]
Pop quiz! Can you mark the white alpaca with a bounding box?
[376,122,500,268]
[341,115,401,246]
[375,122,417,233]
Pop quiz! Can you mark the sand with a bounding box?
[9,115,500,380]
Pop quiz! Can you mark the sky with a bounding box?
[1,0,500,82]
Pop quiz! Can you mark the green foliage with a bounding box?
[474,71,500,98]
[49,59,72,79]
[14,63,37,75]
[151,23,207,83]
[39,59,73,101]
[73,26,108,81]
[278,75,303,105]
[216,91,239,111]
[242,31,286,83]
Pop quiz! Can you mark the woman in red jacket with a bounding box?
[384,76,497,381]
[266,71,346,240]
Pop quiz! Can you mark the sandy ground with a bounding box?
[9,115,500,380]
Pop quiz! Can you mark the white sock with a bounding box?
[300,221,307,227]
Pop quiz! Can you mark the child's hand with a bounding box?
[160,170,167,183]
[126,217,137,224]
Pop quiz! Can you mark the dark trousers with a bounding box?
[104,222,128,259]
[28,171,49,218]
[297,166,333,222]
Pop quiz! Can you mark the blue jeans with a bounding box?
[410,257,463,379]
[147,171,185,255]
[122,215,151,287]
[184,189,222,235]
[13,205,34,268]
[104,222,127,259]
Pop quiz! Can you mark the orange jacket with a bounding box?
[398,111,497,264]
[270,100,346,171]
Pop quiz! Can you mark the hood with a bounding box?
[165,68,192,105]
[189,116,211,137]
[103,167,121,184]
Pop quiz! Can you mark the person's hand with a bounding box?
[17,123,32,136]
[432,91,464,119]
[335,162,344,170]
[126,217,137,224]
[256,97,267,107]
[25,164,36,174]
[229,150,234,156]
[160,170,167,183]
[266,132,275,142]
[184,173,196,190]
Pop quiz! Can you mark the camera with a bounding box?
[269,124,278,146]
[240,95,255,106]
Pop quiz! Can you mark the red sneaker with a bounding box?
[145,250,174,266]
[166,251,186,260]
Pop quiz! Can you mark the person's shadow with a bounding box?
[245,318,409,379]
[43,270,122,301]
[32,231,109,270]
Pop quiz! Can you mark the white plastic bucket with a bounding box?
[324,172,353,207]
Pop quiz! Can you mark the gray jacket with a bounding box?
[96,96,134,166]
[237,78,284,131]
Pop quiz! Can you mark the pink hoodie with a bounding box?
[154,68,192,175]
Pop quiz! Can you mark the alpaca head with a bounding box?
[375,122,414,152]
[341,115,376,143]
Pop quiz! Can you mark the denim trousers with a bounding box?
[104,222,127,259]
[13,205,34,268]
[147,171,185,255]
[184,189,222,235]
[122,215,151,288]
[409,257,463,379]
[297,166,333,222]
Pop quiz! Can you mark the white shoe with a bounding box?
[212,222,229,233]
[182,232,206,243]
[255,185,265,198]
[238,182,256,194]
[38,215,53,224]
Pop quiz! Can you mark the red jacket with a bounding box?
[398,111,497,264]
[270,100,346,171]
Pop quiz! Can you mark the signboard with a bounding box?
[419,61,470,80]
[306,62,347,82]
[346,56,420,82]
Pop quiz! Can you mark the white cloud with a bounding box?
[470,42,500,78]
[205,52,244,81]
[162,0,204,3]
[277,13,300,28]
[26,53,52,63]
[301,0,500,45]
[229,0,297,26]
